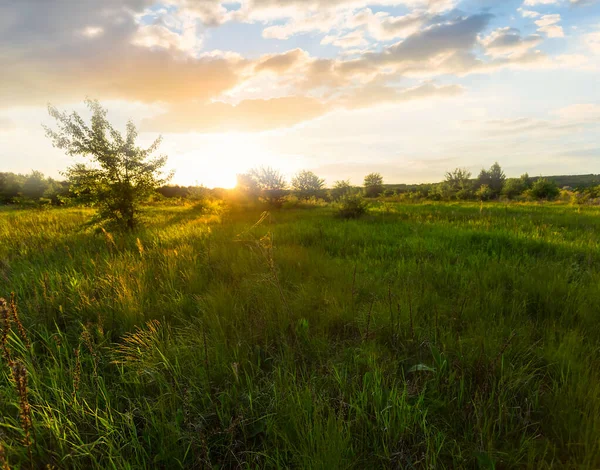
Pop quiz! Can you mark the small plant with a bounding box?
[338,194,368,218]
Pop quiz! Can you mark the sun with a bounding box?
[173,133,295,189]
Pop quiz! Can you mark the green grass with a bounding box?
[1,201,599,468]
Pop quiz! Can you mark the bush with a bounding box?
[528,178,560,200]
[338,194,368,219]
[476,184,493,201]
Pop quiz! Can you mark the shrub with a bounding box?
[338,194,368,219]
[476,184,493,201]
[331,180,353,201]
[528,178,560,200]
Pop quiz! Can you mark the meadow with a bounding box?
[1,201,599,469]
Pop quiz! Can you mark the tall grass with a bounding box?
[0,202,599,468]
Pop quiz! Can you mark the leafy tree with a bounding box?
[520,173,532,190]
[44,99,172,230]
[364,173,384,198]
[21,170,49,200]
[0,172,24,203]
[444,168,473,200]
[291,170,325,200]
[502,178,525,199]
[331,180,353,201]
[249,167,287,191]
[477,162,505,197]
[528,178,559,200]
[247,166,287,206]
[476,184,493,201]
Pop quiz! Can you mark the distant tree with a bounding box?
[21,170,49,200]
[502,178,526,199]
[364,173,384,198]
[528,178,560,200]
[476,184,493,201]
[477,162,505,197]
[247,166,287,206]
[157,185,191,198]
[44,99,172,230]
[44,179,71,205]
[0,172,24,203]
[291,170,325,200]
[444,168,473,200]
[520,173,532,189]
[331,180,352,201]
[249,167,287,191]
[236,173,259,194]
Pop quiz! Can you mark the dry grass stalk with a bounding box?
[72,347,81,403]
[12,360,33,464]
[9,293,30,350]
[0,298,12,363]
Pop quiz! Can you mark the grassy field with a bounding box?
[1,202,599,469]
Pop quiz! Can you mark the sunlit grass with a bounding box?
[1,201,599,468]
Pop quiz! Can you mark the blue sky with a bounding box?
[0,0,599,187]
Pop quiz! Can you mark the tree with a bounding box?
[21,170,49,200]
[502,179,525,199]
[444,168,473,200]
[476,184,493,201]
[44,99,171,230]
[477,162,505,197]
[364,173,384,198]
[291,170,325,200]
[0,172,24,203]
[247,166,287,206]
[331,180,352,201]
[528,178,559,200]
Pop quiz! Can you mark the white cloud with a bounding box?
[518,8,541,18]
[535,14,565,38]
[584,30,600,53]
[523,0,560,5]
[481,27,543,57]
[322,30,369,48]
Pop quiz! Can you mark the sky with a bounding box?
[0,0,599,188]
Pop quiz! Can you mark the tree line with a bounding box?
[3,99,600,231]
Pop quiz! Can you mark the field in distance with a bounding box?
[1,202,599,468]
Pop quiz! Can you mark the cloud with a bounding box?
[481,27,543,57]
[141,96,330,133]
[255,48,309,73]
[141,82,462,133]
[518,8,541,18]
[0,0,246,108]
[0,117,16,132]
[322,30,369,48]
[584,30,600,53]
[523,0,560,5]
[464,103,600,137]
[535,14,564,38]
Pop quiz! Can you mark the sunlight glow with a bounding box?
[170,133,300,188]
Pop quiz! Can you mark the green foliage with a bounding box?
[44,99,171,230]
[528,178,560,200]
[244,166,288,207]
[2,203,600,467]
[444,167,473,200]
[338,194,368,218]
[475,184,493,201]
[477,162,506,197]
[291,170,325,200]
[363,173,384,198]
[330,179,353,201]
